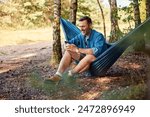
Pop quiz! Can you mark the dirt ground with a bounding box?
[0,40,149,100]
[0,28,149,100]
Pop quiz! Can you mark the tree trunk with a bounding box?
[108,0,122,42]
[133,0,145,51]
[69,0,78,25]
[97,0,106,38]
[51,0,62,67]
[146,0,150,18]
[133,0,141,26]
[145,0,150,40]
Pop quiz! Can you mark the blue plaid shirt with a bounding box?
[68,29,107,57]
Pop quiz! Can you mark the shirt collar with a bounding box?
[84,29,92,40]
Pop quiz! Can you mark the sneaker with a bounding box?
[68,70,74,77]
[44,74,62,82]
[67,70,79,78]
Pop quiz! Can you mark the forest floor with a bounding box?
[0,29,149,100]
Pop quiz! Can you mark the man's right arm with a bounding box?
[78,48,94,55]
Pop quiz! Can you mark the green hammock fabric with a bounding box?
[60,17,150,76]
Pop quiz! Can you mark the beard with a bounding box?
[81,29,91,36]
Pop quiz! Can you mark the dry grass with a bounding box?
[0,27,53,47]
[0,21,134,47]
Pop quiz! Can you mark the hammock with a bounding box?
[60,17,150,76]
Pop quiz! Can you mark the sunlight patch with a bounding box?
[0,69,9,74]
[0,64,22,74]
[81,91,100,100]
[20,53,36,58]
[12,53,36,60]
[96,77,112,84]
[129,63,141,69]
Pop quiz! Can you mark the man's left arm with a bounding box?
[91,33,107,57]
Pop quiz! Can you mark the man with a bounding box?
[45,16,107,82]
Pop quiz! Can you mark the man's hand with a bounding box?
[65,44,79,53]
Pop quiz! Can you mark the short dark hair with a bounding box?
[79,16,92,24]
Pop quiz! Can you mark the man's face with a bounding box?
[79,20,91,36]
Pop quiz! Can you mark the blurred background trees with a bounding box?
[0,0,53,28]
[69,0,78,25]
[0,0,149,42]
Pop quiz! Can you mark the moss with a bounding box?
[101,83,147,100]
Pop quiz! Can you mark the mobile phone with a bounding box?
[65,41,70,44]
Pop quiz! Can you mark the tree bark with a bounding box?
[108,0,122,42]
[97,0,106,38]
[51,0,62,67]
[133,0,145,51]
[133,0,141,26]
[69,0,78,25]
[146,0,150,18]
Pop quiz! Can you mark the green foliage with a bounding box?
[109,29,124,42]
[101,84,147,100]
[118,5,134,34]
[1,0,93,29]
[19,0,50,28]
[77,0,104,27]
[61,0,70,19]
[139,0,146,21]
[0,0,53,29]
[0,0,140,33]
[77,0,92,17]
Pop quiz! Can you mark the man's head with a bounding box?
[79,16,92,36]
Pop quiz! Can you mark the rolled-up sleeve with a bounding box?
[92,34,107,57]
[91,47,99,56]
